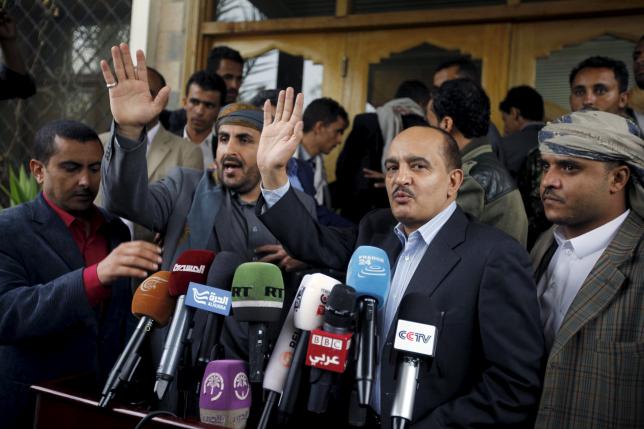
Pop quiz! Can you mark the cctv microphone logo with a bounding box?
[233,372,250,401]
[398,330,432,344]
[172,263,206,274]
[393,319,437,357]
[356,255,387,279]
[203,372,225,402]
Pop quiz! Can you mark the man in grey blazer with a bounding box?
[99,44,315,415]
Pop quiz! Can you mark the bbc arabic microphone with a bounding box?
[277,273,339,424]
[390,294,438,429]
[154,249,216,400]
[99,271,174,407]
[346,246,391,406]
[306,283,357,414]
[256,274,313,429]
[199,360,251,429]
[231,262,284,384]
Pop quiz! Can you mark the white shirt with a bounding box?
[295,145,326,206]
[146,122,161,154]
[183,126,215,170]
[537,210,629,351]
[634,109,644,135]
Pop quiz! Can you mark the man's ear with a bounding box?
[182,97,188,107]
[447,168,464,197]
[29,159,46,185]
[608,164,630,193]
[618,91,629,109]
[510,106,521,121]
[313,120,325,134]
[440,116,454,134]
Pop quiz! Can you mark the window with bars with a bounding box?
[0,0,131,206]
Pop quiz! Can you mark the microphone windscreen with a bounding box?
[168,249,216,296]
[324,283,356,329]
[231,262,284,322]
[346,245,390,307]
[207,251,245,291]
[293,273,338,331]
[131,271,174,326]
[199,360,251,429]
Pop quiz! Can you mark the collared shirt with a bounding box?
[43,193,110,306]
[537,209,629,351]
[183,126,215,170]
[146,121,161,154]
[372,201,457,414]
[215,190,280,262]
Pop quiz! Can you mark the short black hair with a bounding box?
[499,85,544,121]
[185,70,227,105]
[206,46,244,73]
[432,125,462,171]
[33,120,100,164]
[394,80,430,108]
[250,89,281,108]
[569,56,629,93]
[147,66,166,88]
[435,57,479,82]
[431,78,490,139]
[302,97,349,133]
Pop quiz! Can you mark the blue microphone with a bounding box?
[346,246,390,406]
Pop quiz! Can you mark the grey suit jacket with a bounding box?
[531,211,644,428]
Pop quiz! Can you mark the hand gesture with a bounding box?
[255,244,308,272]
[97,241,163,285]
[99,43,169,140]
[256,87,304,189]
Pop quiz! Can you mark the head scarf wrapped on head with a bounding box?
[538,110,644,217]
[215,103,264,133]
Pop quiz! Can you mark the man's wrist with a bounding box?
[260,169,288,190]
[115,123,145,141]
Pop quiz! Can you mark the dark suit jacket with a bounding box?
[0,194,133,428]
[258,188,545,428]
[499,123,543,180]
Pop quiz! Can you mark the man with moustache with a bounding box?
[531,110,644,428]
[254,89,544,427]
[569,56,630,116]
[99,44,314,413]
[0,120,162,428]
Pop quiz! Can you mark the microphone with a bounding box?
[154,249,215,401]
[306,283,356,413]
[99,271,174,407]
[390,295,438,429]
[231,262,285,383]
[346,246,390,406]
[277,273,339,424]
[257,274,313,429]
[199,360,251,429]
[194,252,245,376]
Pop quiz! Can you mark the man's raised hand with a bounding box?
[99,43,169,140]
[257,87,304,189]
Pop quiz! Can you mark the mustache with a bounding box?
[541,187,564,202]
[221,155,244,167]
[392,185,415,198]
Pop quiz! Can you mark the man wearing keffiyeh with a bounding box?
[100,44,317,419]
[530,110,644,429]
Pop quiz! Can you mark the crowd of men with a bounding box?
[0,13,643,428]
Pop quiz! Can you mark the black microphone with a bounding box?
[390,294,438,429]
[306,283,356,414]
[194,251,245,378]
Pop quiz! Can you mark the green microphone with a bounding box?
[231,262,285,382]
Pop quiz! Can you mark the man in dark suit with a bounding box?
[255,89,545,428]
[0,120,162,428]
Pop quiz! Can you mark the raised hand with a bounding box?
[99,43,170,140]
[256,87,304,189]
